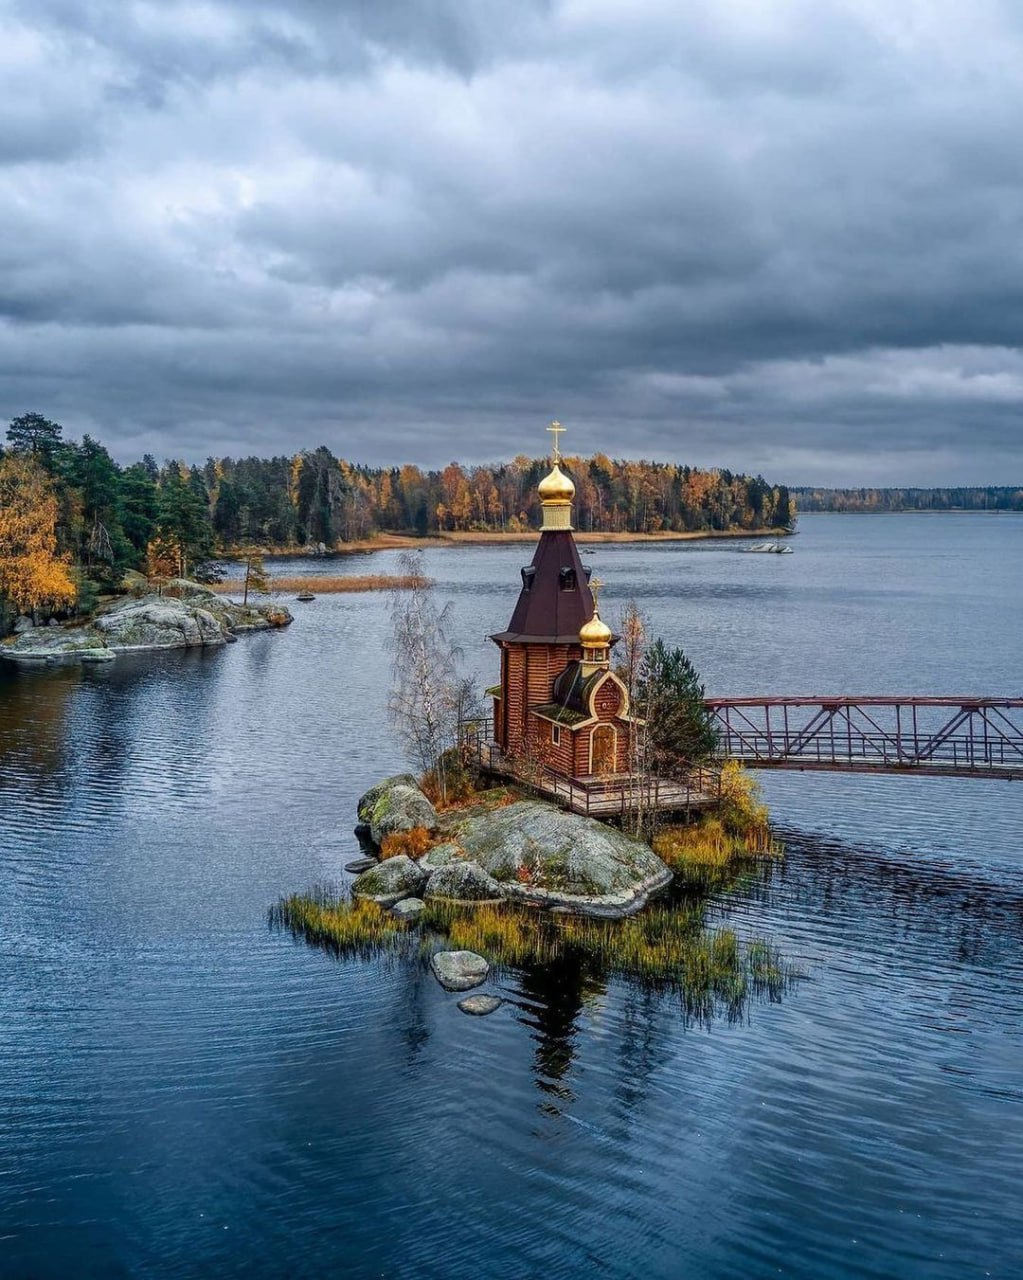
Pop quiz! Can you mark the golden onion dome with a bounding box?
[580,610,612,646]
[538,462,575,504]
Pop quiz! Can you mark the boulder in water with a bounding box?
[391,897,426,921]
[458,994,502,1016]
[431,950,489,991]
[0,588,292,663]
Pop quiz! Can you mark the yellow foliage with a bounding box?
[379,826,436,860]
[0,455,76,613]
[718,759,770,836]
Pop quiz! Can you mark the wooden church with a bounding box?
[487,424,635,782]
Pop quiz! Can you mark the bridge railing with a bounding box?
[707,697,1023,778]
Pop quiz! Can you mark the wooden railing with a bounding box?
[459,718,722,816]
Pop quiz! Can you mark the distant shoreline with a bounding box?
[793,508,1022,515]
[225,527,793,559]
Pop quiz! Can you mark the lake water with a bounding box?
[1,513,1021,1279]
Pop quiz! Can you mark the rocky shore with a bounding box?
[1,578,292,664]
[352,774,673,921]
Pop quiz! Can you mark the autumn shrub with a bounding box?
[420,747,481,808]
[717,759,770,837]
[379,826,435,860]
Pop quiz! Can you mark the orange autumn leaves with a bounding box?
[0,454,76,613]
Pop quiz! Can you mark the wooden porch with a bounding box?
[461,721,722,819]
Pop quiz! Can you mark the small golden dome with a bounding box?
[580,610,612,646]
[538,463,575,504]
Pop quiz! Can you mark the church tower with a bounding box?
[489,423,632,779]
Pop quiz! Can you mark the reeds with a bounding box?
[213,574,429,594]
[271,886,413,959]
[652,816,782,889]
[271,887,796,1020]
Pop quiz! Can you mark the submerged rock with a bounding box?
[424,860,504,904]
[0,583,292,664]
[356,775,437,846]
[391,897,426,921]
[449,800,672,918]
[351,855,427,906]
[431,950,490,991]
[344,857,378,874]
[458,994,502,1016]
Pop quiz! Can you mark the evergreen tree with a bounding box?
[154,464,214,578]
[6,412,64,464]
[120,463,159,559]
[637,639,719,777]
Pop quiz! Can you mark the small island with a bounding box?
[1,576,292,664]
[276,430,792,1018]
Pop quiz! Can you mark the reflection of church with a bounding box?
[488,425,634,781]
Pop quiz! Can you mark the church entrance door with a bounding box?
[590,725,616,776]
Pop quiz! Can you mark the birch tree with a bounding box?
[388,550,465,802]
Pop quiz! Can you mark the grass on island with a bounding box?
[213,573,429,595]
[272,888,795,1021]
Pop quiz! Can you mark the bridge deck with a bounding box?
[707,696,1023,780]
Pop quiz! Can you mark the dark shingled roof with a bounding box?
[551,660,603,715]
[489,530,594,644]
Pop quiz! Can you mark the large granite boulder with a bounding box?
[356,776,437,846]
[351,855,428,906]
[449,800,672,918]
[95,598,226,649]
[424,861,504,904]
[1,589,292,663]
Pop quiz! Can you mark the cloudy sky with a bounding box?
[3,0,1023,484]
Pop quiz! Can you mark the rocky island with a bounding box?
[353,774,673,919]
[0,577,292,664]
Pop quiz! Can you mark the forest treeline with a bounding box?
[793,486,1023,512]
[0,411,793,623]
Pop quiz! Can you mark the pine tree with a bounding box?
[637,639,718,778]
[155,464,214,578]
[6,412,64,464]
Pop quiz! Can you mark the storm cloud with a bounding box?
[3,0,1023,482]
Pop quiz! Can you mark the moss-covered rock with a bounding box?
[356,776,437,846]
[351,855,428,906]
[423,861,504,904]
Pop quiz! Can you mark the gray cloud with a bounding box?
[2,0,1023,483]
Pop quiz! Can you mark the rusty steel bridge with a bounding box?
[706,696,1023,781]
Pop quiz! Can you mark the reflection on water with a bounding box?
[1,514,1022,1279]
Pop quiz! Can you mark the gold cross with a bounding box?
[546,419,566,463]
[589,576,604,611]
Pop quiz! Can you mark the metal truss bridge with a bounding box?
[706,697,1023,780]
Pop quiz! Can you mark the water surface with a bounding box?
[1,514,1021,1278]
